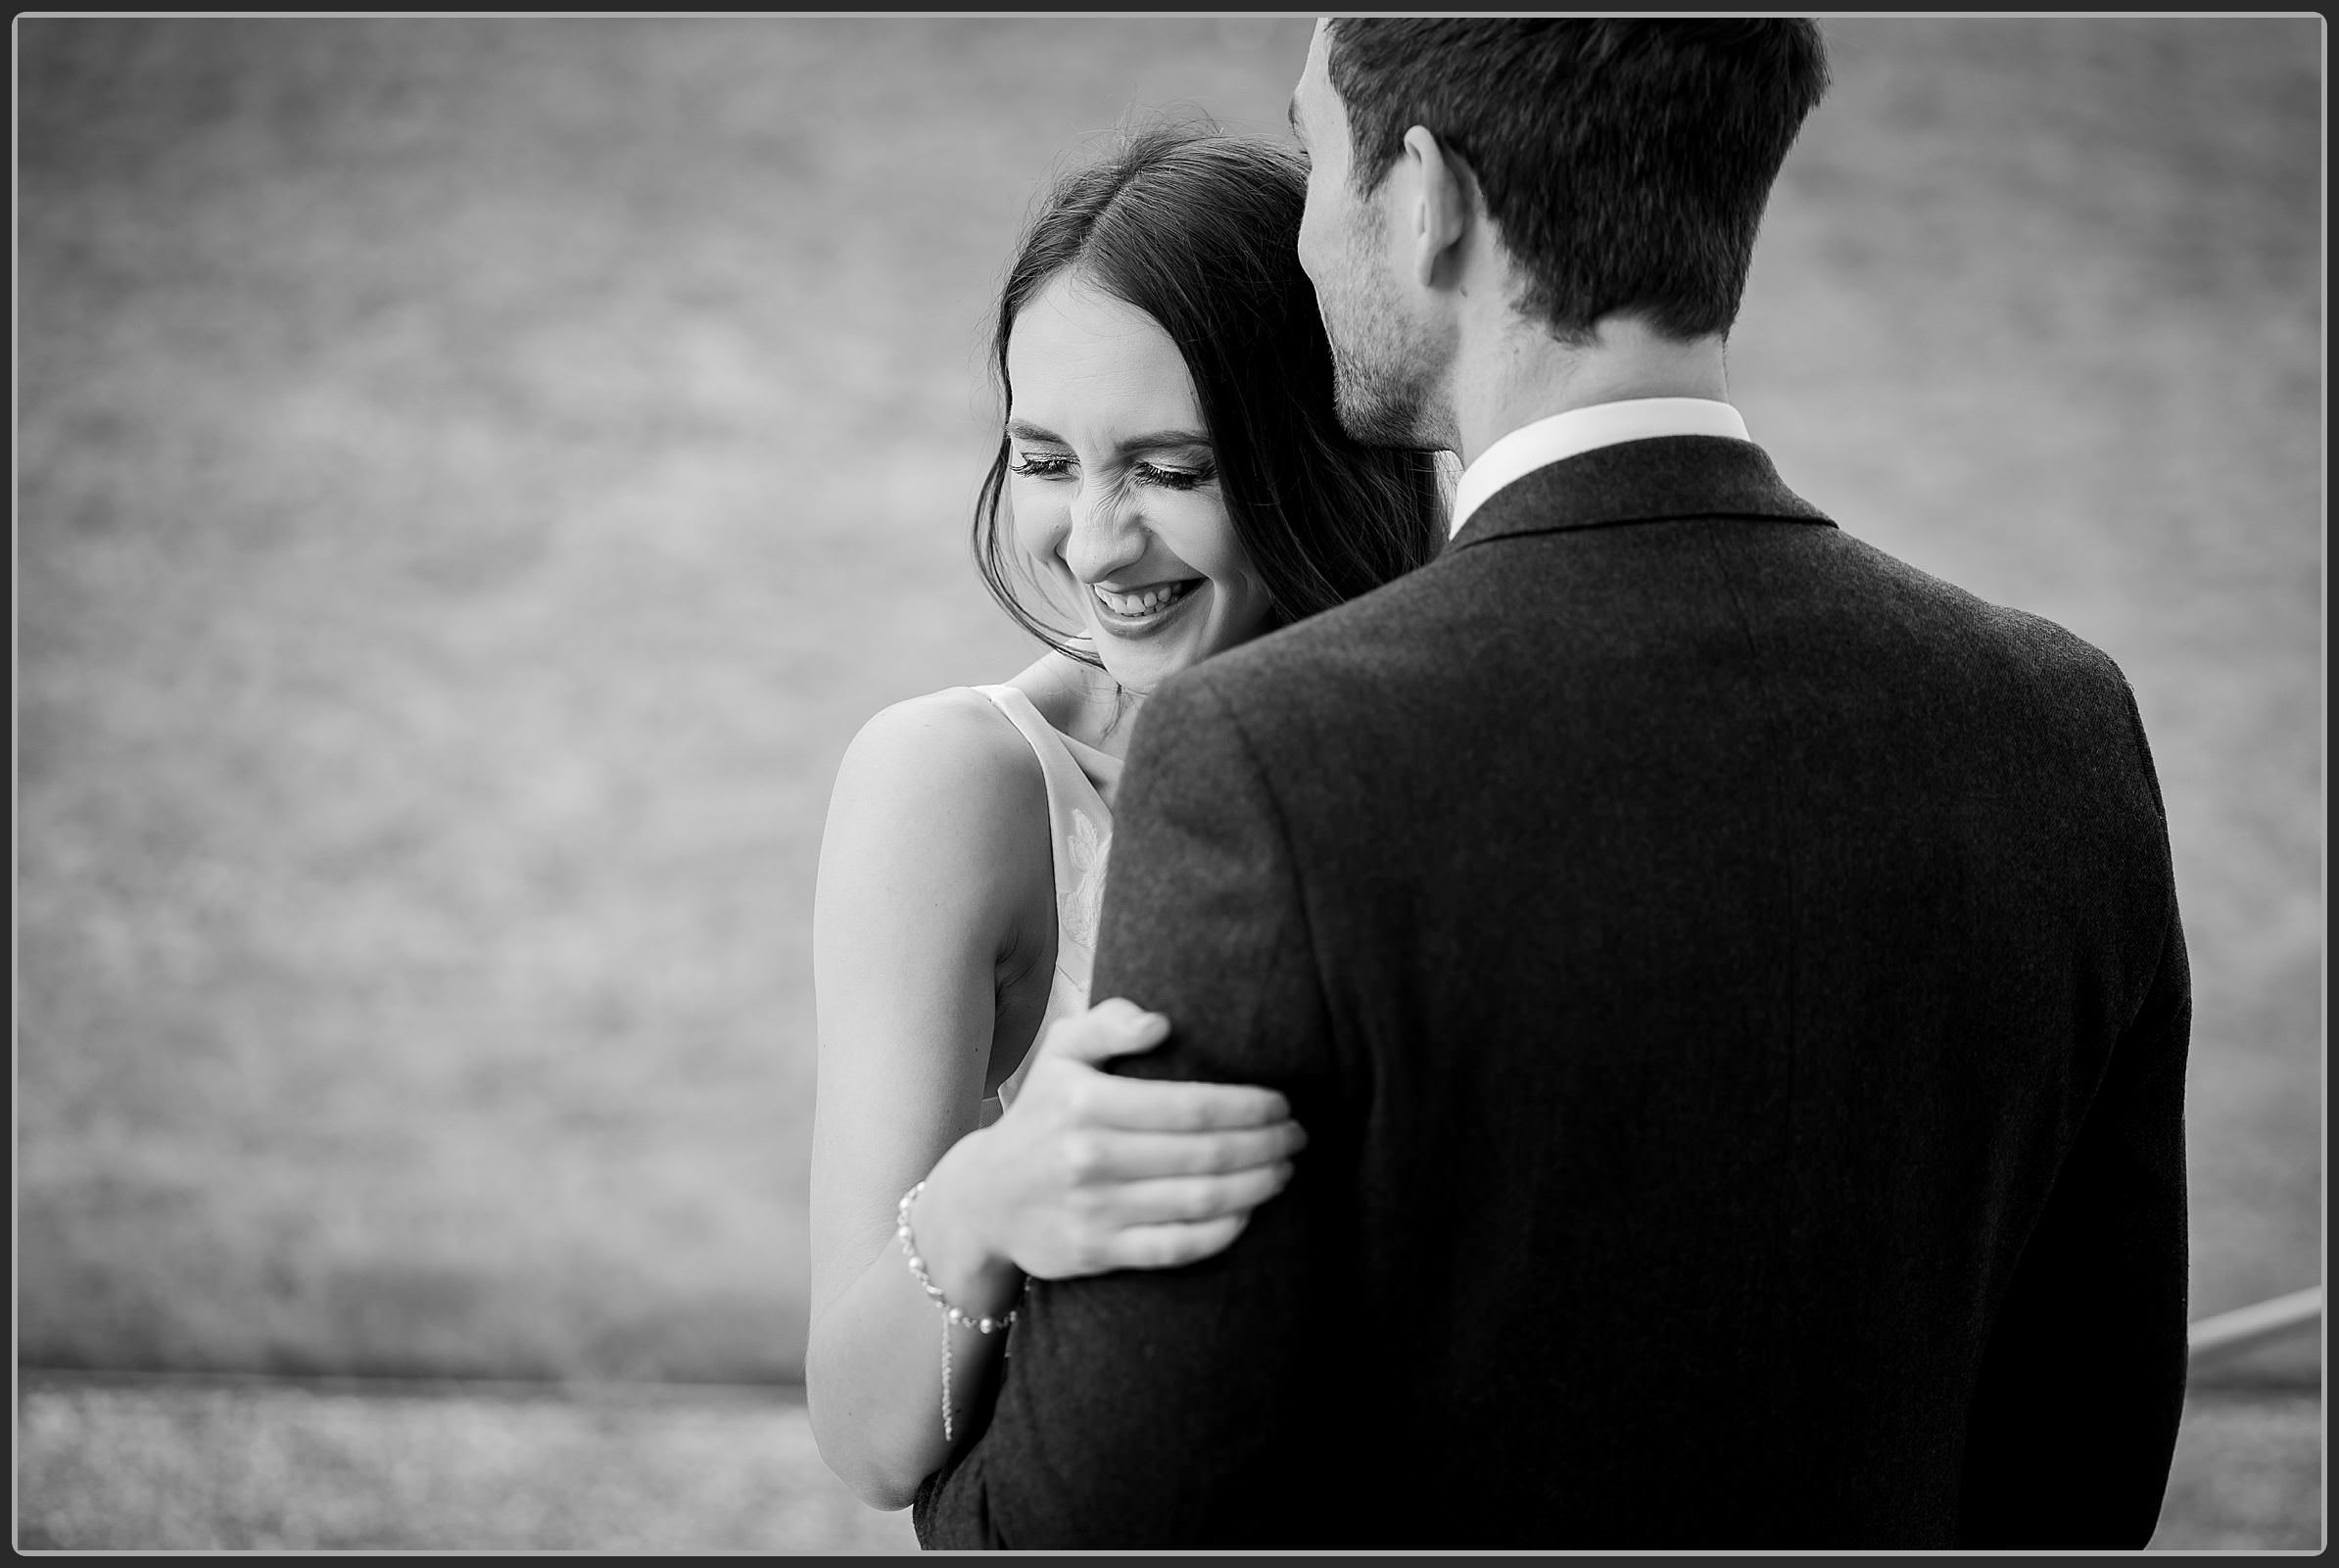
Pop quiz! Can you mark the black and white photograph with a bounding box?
[16,13,2322,1552]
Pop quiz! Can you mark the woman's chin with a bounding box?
[1093,622,1279,696]
[1092,642,1187,698]
[1085,595,1211,689]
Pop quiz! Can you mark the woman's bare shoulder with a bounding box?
[824,686,1048,890]
[838,686,1033,795]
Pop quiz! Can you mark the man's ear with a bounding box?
[1401,125,1475,290]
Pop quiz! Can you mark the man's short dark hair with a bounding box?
[1324,18,1830,343]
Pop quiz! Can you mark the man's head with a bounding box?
[1292,18,1830,448]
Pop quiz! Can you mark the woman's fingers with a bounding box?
[1098,1164,1296,1227]
[1093,1213,1257,1272]
[994,998,1310,1280]
[1033,998,1169,1067]
[1065,1121,1308,1181]
[1070,1069,1289,1131]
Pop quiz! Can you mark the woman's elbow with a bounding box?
[805,1369,928,1513]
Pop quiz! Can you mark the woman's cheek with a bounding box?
[1181,499,1269,632]
[1011,485,1071,575]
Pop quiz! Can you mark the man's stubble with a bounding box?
[1319,198,1451,452]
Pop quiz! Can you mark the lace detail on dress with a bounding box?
[1061,808,1111,956]
[971,684,1117,1119]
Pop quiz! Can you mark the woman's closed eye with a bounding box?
[1132,458,1215,492]
[1007,451,1216,491]
[1008,451,1074,480]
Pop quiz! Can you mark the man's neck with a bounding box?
[1453,315,1731,466]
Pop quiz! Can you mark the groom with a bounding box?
[917,19,2189,1549]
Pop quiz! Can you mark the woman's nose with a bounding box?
[1062,477,1147,584]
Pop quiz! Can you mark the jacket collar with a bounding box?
[1447,436,1834,552]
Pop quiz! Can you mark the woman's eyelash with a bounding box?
[1006,453,1216,489]
[1133,460,1215,491]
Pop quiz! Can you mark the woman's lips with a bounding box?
[1090,579,1201,636]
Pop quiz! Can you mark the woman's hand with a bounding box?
[942,997,1307,1281]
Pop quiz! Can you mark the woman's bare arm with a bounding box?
[808,691,1041,1509]
[807,689,1309,1511]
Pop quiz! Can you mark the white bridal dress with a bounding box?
[971,684,1121,1127]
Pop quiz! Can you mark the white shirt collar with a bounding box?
[1449,398,1750,538]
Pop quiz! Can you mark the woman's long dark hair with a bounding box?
[973,123,1447,666]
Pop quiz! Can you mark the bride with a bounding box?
[807,125,1447,1510]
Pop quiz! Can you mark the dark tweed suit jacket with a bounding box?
[915,436,2190,1549]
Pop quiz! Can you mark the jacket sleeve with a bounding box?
[914,669,1345,1548]
[1957,687,2193,1546]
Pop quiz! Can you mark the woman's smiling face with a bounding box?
[1003,271,1274,696]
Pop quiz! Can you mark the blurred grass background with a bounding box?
[14,14,2322,1550]
[12,1368,2318,1552]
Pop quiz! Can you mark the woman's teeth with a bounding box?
[1095,581,1195,618]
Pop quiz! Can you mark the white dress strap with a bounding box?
[971,685,1118,1116]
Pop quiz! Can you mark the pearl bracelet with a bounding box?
[897,1178,1020,1442]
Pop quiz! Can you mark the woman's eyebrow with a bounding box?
[1007,419,1213,454]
